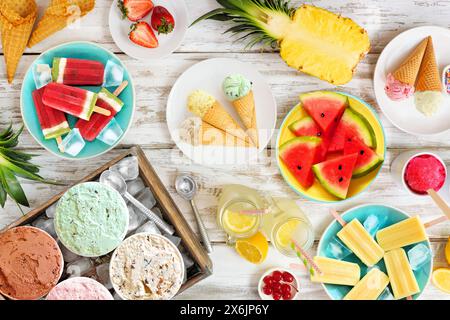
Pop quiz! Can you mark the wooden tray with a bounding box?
[1,145,213,297]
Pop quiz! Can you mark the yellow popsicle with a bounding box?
[343,268,389,300]
[384,248,420,299]
[376,216,427,251]
[310,256,360,286]
[337,219,384,266]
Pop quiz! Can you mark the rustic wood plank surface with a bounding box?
[1,0,450,300]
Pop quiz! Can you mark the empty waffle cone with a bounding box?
[202,101,253,146]
[28,0,95,48]
[416,36,442,92]
[232,90,259,148]
[201,121,250,147]
[0,0,37,83]
[392,38,428,86]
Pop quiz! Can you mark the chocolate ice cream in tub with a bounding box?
[110,233,185,300]
[54,182,129,257]
[0,226,64,300]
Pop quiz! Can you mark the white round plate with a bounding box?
[109,0,188,60]
[374,26,450,136]
[167,58,277,166]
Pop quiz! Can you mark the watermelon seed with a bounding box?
[297,165,302,170]
[360,150,365,155]
[317,132,322,137]
[320,113,325,118]
[339,177,343,182]
[338,165,342,170]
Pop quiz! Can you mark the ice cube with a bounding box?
[180,251,195,269]
[66,258,93,277]
[113,292,122,300]
[378,287,394,300]
[96,263,113,290]
[61,129,86,157]
[363,214,388,237]
[126,177,145,197]
[166,235,182,247]
[136,187,156,209]
[407,243,431,271]
[58,241,80,263]
[45,201,58,218]
[127,204,147,233]
[110,156,139,181]
[32,64,52,89]
[32,216,57,238]
[96,118,123,146]
[326,237,352,260]
[103,60,124,88]
[135,220,161,235]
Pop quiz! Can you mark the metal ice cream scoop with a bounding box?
[175,175,213,253]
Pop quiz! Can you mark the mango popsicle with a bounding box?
[310,256,360,286]
[337,219,384,267]
[384,248,420,299]
[343,268,389,300]
[376,216,427,251]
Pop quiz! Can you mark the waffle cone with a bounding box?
[28,0,95,48]
[232,91,259,147]
[200,122,250,147]
[202,101,253,145]
[416,37,442,92]
[0,0,37,83]
[392,38,427,86]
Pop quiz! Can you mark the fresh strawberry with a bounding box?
[129,21,159,48]
[118,0,154,22]
[151,6,175,34]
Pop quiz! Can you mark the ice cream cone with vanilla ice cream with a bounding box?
[187,90,254,146]
[384,37,427,101]
[414,36,444,117]
[179,117,251,147]
[222,74,259,147]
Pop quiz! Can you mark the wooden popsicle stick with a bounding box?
[93,106,111,116]
[424,216,448,228]
[91,81,129,117]
[56,136,64,153]
[427,189,450,219]
[329,209,347,226]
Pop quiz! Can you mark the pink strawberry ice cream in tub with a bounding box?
[404,154,447,195]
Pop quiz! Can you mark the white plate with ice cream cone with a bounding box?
[166,58,277,166]
[374,26,450,136]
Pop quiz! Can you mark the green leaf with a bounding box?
[0,183,6,208]
[0,154,46,182]
[0,147,34,162]
[0,167,29,207]
[0,122,12,139]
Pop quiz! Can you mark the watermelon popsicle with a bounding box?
[42,83,111,121]
[32,88,70,152]
[75,81,128,141]
[52,58,105,86]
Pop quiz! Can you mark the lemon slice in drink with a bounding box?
[223,209,258,234]
[276,219,301,248]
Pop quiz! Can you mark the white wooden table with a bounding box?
[1,0,450,300]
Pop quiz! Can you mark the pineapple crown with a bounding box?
[192,0,295,48]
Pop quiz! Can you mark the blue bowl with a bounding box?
[317,204,432,300]
[20,41,135,160]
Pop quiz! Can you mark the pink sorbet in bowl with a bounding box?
[404,154,446,194]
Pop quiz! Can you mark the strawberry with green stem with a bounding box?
[118,0,154,22]
[151,6,175,34]
[129,21,158,48]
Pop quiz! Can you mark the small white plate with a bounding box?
[109,0,189,60]
[374,26,450,136]
[167,58,277,166]
[257,268,299,300]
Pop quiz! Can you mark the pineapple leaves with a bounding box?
[0,167,29,207]
[0,183,6,208]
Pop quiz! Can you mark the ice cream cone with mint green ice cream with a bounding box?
[187,90,253,146]
[223,74,259,147]
[414,37,444,117]
[179,117,251,147]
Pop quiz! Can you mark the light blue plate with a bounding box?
[317,204,432,300]
[20,41,135,160]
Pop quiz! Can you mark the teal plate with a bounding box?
[20,41,135,160]
[317,204,432,300]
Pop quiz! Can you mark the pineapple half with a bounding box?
[193,1,370,85]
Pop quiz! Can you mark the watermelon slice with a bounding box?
[344,136,383,178]
[313,153,359,199]
[279,137,322,189]
[300,91,348,133]
[328,108,376,153]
